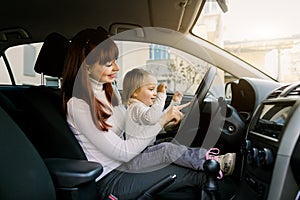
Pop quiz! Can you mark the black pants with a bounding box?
[96,164,206,200]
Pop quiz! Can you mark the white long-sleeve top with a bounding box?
[66,79,163,180]
[125,92,177,144]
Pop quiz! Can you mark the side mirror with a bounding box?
[225,82,232,100]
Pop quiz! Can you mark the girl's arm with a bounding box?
[136,92,167,125]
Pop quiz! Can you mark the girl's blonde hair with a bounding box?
[122,68,157,105]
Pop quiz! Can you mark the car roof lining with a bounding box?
[0,0,204,50]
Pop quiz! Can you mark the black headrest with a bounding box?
[34,33,70,78]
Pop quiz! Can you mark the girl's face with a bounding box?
[89,60,119,83]
[133,83,157,106]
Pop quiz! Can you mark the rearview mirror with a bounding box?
[216,0,228,13]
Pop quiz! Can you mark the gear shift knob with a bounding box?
[204,159,220,174]
[202,159,221,200]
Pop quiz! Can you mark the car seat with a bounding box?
[0,105,56,200]
[23,32,87,159]
[0,105,103,200]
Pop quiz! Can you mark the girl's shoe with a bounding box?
[205,148,223,179]
[205,148,236,178]
[218,153,236,176]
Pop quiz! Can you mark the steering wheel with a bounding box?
[193,66,217,111]
[173,66,217,147]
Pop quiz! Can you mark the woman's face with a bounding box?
[133,83,158,106]
[89,60,119,83]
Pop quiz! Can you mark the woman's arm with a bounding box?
[67,98,162,162]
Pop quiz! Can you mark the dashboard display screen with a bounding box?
[253,102,294,139]
[260,104,293,125]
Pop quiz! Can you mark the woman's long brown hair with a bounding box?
[61,28,119,131]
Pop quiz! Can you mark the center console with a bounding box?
[239,82,300,200]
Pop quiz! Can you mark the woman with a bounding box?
[61,28,219,199]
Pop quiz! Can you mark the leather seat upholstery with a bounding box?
[27,32,86,159]
[0,106,56,200]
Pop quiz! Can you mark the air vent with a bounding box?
[280,82,300,97]
[285,85,300,97]
[266,84,289,99]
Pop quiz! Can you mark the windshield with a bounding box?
[192,0,300,83]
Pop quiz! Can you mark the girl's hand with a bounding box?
[157,82,167,93]
[172,91,183,103]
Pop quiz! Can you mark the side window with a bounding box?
[2,43,43,85]
[115,41,212,96]
[0,56,11,84]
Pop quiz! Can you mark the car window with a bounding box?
[1,40,233,96]
[1,43,43,86]
[0,56,11,84]
[115,41,232,96]
[193,0,300,83]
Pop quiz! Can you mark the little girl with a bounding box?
[121,68,236,177]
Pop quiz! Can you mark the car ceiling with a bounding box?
[0,0,204,50]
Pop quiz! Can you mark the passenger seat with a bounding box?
[0,105,56,199]
[0,104,103,200]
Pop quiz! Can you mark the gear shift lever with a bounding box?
[202,159,221,200]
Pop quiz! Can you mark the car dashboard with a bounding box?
[230,78,283,122]
[231,80,300,199]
